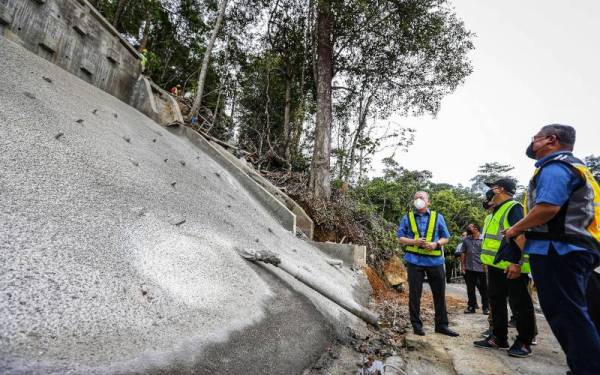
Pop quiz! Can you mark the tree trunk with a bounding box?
[290,112,303,165]
[139,11,153,51]
[189,0,228,119]
[209,85,222,134]
[229,82,237,120]
[112,0,131,29]
[309,0,333,201]
[346,93,373,182]
[283,73,293,171]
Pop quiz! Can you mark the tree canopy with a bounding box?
[92,0,474,201]
[585,155,600,181]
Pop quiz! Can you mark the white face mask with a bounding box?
[414,198,427,210]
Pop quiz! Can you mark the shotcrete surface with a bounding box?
[0,38,362,373]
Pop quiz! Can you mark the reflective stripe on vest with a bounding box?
[481,200,530,272]
[404,211,442,257]
[525,153,600,252]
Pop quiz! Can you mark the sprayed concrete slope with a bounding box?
[0,38,369,374]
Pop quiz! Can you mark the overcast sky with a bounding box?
[375,0,600,187]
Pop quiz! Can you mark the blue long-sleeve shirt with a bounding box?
[397,210,451,266]
[524,151,587,256]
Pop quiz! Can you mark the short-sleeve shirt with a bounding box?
[397,210,451,267]
[524,152,587,256]
[454,242,464,256]
[461,237,484,272]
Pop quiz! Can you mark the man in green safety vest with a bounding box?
[397,191,459,337]
[473,178,536,358]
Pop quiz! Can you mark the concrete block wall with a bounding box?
[309,241,367,270]
[0,0,141,103]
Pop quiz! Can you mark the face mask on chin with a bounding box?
[414,198,427,210]
[526,136,551,160]
[526,142,537,159]
[482,189,495,208]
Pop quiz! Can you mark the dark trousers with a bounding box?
[586,271,600,331]
[487,266,535,344]
[464,270,489,310]
[407,263,448,330]
[531,248,600,375]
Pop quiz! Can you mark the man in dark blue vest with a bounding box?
[397,191,459,337]
[505,124,600,375]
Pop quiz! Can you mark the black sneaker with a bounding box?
[474,335,509,350]
[413,327,425,336]
[482,308,490,315]
[508,341,532,358]
[531,336,538,345]
[480,328,491,338]
[464,306,476,314]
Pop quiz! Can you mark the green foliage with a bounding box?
[585,155,600,182]
[350,161,487,262]
[429,187,486,250]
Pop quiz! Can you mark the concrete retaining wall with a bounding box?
[0,0,183,127]
[0,0,140,103]
[168,124,297,234]
[309,241,367,270]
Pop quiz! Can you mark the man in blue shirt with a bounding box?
[397,191,459,337]
[505,124,600,375]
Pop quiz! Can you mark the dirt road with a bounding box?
[404,283,568,375]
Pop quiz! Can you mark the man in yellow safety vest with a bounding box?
[505,124,600,374]
[397,191,459,337]
[473,179,536,358]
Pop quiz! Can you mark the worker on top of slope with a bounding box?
[504,124,600,374]
[397,191,459,337]
[473,178,536,358]
[139,48,148,73]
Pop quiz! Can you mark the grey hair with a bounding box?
[540,124,576,150]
